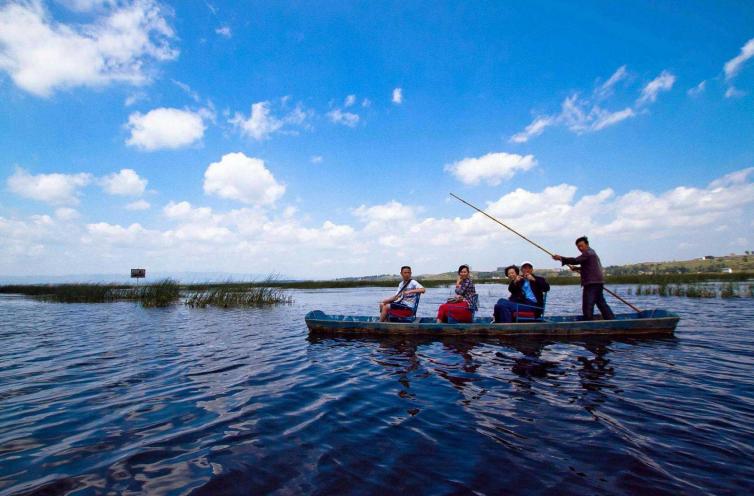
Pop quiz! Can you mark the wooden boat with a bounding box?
[305,309,679,337]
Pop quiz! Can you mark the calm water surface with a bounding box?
[1,285,753,495]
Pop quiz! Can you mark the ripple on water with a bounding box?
[0,287,753,495]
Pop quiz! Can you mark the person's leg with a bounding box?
[582,286,596,320]
[594,284,615,320]
[494,300,516,323]
[380,303,388,321]
[436,303,448,323]
[447,302,472,323]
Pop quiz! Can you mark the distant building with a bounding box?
[701,255,715,260]
[721,268,733,273]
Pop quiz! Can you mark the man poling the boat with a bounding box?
[552,237,614,321]
[448,192,641,318]
[379,266,426,322]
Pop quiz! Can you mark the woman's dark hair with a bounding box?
[457,264,470,274]
[505,264,520,275]
[400,266,411,272]
[575,236,589,245]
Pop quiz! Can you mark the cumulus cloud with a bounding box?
[7,167,92,205]
[636,70,676,105]
[203,152,285,205]
[54,207,79,221]
[126,107,206,150]
[344,94,356,107]
[125,199,150,210]
[510,67,673,143]
[1,168,752,279]
[392,87,403,104]
[444,152,536,186]
[326,108,360,127]
[229,100,310,140]
[99,168,147,196]
[0,0,177,97]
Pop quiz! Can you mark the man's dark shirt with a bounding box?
[560,248,605,286]
[508,275,550,307]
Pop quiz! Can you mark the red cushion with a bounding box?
[516,311,536,318]
[388,307,413,317]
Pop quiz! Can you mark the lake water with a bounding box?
[1,285,753,495]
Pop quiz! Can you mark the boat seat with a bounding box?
[447,294,478,324]
[387,294,421,323]
[514,293,547,322]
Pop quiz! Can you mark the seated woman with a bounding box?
[436,265,476,323]
[493,264,543,323]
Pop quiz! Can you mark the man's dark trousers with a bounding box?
[582,284,614,320]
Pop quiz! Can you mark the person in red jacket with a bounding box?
[552,236,614,321]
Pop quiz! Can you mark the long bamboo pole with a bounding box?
[449,193,642,313]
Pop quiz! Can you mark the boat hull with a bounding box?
[305,309,679,337]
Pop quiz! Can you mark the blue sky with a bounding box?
[1,0,753,279]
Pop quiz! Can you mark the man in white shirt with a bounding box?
[379,266,426,321]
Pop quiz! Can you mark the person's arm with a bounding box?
[559,252,590,266]
[406,281,425,295]
[538,276,550,293]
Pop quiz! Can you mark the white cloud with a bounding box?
[99,168,147,196]
[125,199,150,210]
[215,26,231,38]
[725,86,745,99]
[637,70,676,105]
[511,67,672,143]
[0,0,177,97]
[591,107,635,131]
[595,65,628,99]
[310,155,323,164]
[361,98,371,107]
[229,100,311,140]
[687,80,706,97]
[353,201,416,225]
[327,108,360,127]
[1,168,752,279]
[445,152,536,186]
[344,94,356,107]
[392,87,403,104]
[203,152,285,205]
[724,38,754,81]
[126,107,206,150]
[172,79,200,102]
[510,116,555,143]
[7,167,92,205]
[55,207,79,221]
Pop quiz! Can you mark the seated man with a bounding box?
[379,266,426,321]
[493,262,549,323]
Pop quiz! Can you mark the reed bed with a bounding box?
[184,284,292,308]
[626,283,752,298]
[138,279,180,307]
[1,279,179,307]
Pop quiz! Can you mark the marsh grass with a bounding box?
[138,279,180,307]
[0,279,179,306]
[628,282,753,298]
[185,282,292,308]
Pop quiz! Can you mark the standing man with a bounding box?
[379,266,426,321]
[552,236,614,321]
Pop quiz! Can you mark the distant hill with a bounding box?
[340,253,754,282]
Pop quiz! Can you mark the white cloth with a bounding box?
[394,279,423,308]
